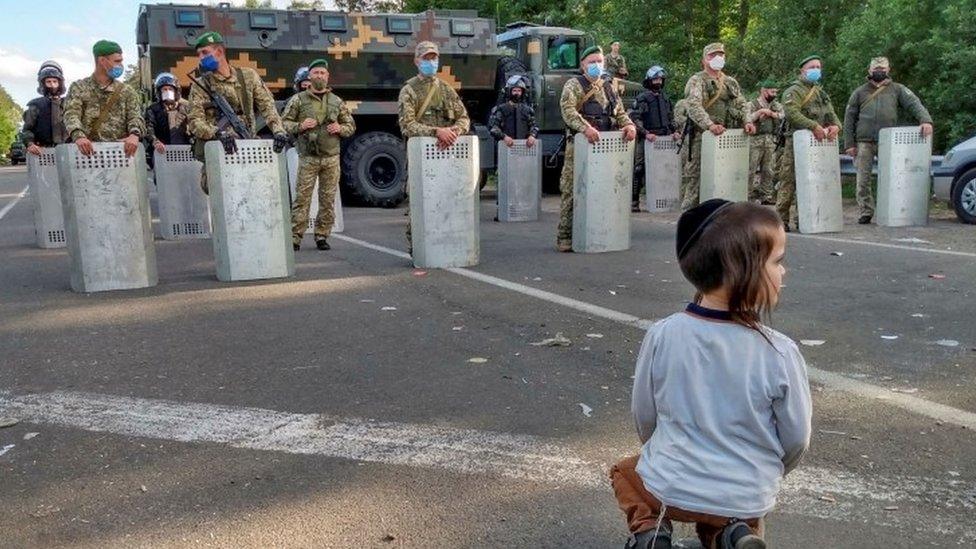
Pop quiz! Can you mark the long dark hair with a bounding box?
[678,202,783,337]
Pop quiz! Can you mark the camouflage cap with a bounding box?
[194,31,224,50]
[415,41,438,58]
[92,40,122,58]
[308,58,329,70]
[869,56,890,69]
[798,54,821,68]
[703,42,725,57]
[580,45,603,61]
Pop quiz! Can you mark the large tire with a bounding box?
[341,131,407,208]
[951,167,976,224]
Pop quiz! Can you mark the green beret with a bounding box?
[194,31,225,50]
[580,45,603,61]
[92,40,122,58]
[798,55,821,68]
[308,58,329,70]
[758,79,779,89]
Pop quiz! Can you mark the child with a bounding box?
[610,199,812,549]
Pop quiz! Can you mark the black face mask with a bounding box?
[44,86,60,97]
[509,92,524,102]
[870,70,889,82]
[764,93,777,102]
[648,82,663,92]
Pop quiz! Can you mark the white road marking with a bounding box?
[2,390,973,541]
[790,233,976,258]
[0,185,28,221]
[333,234,976,432]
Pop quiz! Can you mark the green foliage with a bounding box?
[401,0,975,152]
[0,83,23,156]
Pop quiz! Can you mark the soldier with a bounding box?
[397,41,471,255]
[557,45,637,252]
[747,79,784,204]
[63,40,144,157]
[293,66,311,94]
[186,31,288,194]
[605,41,629,79]
[674,98,691,169]
[281,59,356,251]
[22,61,68,155]
[488,75,539,148]
[629,65,679,212]
[776,55,841,231]
[680,43,755,210]
[843,57,933,224]
[145,73,191,159]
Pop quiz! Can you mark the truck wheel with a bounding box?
[342,131,407,208]
[951,168,976,224]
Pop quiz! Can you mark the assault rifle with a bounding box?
[186,70,252,140]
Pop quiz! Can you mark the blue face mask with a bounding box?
[108,65,124,80]
[586,62,604,79]
[805,68,822,83]
[199,54,219,73]
[418,59,438,77]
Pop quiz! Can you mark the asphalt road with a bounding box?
[1,164,974,548]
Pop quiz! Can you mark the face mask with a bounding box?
[311,79,328,92]
[199,54,219,73]
[708,55,725,71]
[870,70,888,82]
[510,90,523,102]
[161,89,176,102]
[804,68,822,83]
[648,82,663,92]
[108,65,124,80]
[44,85,60,96]
[418,59,438,77]
[585,62,604,79]
[764,93,776,102]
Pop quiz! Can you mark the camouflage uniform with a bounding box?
[843,61,932,219]
[397,74,471,250]
[282,89,356,245]
[747,95,784,202]
[673,99,691,171]
[558,77,634,247]
[187,66,284,193]
[605,52,628,79]
[63,77,145,142]
[680,71,750,209]
[776,80,841,227]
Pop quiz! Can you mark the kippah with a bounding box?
[676,199,733,260]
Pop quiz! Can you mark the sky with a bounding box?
[0,0,338,111]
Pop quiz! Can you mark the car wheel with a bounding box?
[951,167,976,224]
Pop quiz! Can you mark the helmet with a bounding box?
[643,65,666,90]
[37,61,65,96]
[153,72,179,99]
[504,74,529,100]
[294,66,310,92]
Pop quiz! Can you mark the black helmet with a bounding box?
[504,74,529,100]
[153,72,180,100]
[36,62,65,96]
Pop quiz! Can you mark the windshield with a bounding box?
[547,37,581,70]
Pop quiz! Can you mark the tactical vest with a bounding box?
[27,97,63,146]
[751,99,778,135]
[635,91,674,135]
[576,76,618,132]
[295,92,344,157]
[148,102,190,145]
[498,102,533,140]
[702,76,737,126]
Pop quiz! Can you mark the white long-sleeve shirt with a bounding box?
[633,305,812,518]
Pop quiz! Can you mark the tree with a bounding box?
[0,83,23,157]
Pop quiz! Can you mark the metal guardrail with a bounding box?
[839,155,944,176]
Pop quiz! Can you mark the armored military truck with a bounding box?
[137,4,641,205]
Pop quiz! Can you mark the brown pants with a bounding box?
[609,455,765,549]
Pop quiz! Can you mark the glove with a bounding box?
[273,133,289,153]
[218,130,237,155]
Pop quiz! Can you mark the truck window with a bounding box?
[547,38,580,70]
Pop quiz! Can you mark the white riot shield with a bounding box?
[154,145,211,240]
[496,140,542,222]
[27,148,66,248]
[286,148,344,234]
[793,130,843,234]
[56,143,157,292]
[408,136,479,268]
[700,129,749,202]
[206,140,294,282]
[644,137,682,212]
[877,127,933,227]
[572,132,634,253]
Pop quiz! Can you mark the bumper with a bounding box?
[932,174,953,201]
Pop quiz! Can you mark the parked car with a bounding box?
[932,133,976,224]
[8,135,26,165]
